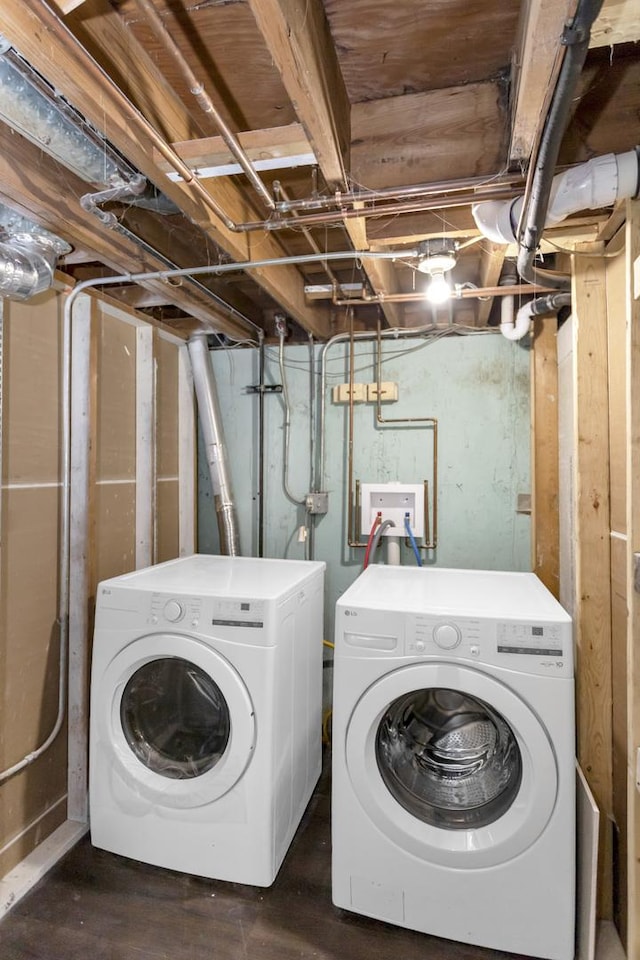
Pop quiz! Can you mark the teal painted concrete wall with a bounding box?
[198,333,531,640]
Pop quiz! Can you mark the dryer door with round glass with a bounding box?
[97,633,256,809]
[345,662,558,868]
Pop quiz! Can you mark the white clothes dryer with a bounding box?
[90,554,324,886]
[332,565,574,960]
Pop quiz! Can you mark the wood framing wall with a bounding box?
[552,204,640,950]
[623,198,640,958]
[0,289,68,880]
[0,285,195,883]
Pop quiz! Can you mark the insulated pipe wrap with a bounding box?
[187,334,240,557]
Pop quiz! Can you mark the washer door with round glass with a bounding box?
[97,633,256,809]
[345,662,558,868]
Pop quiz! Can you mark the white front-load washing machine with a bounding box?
[332,565,574,960]
[90,554,324,886]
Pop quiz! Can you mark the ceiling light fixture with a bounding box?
[416,239,457,304]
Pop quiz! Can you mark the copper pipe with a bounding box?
[332,283,558,306]
[347,311,368,548]
[135,0,275,210]
[276,172,525,214]
[275,182,344,292]
[238,187,521,233]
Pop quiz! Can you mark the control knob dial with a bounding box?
[433,622,461,650]
[163,599,185,623]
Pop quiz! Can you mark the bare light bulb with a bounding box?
[425,269,451,304]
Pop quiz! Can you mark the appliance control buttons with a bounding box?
[470,643,480,656]
[433,623,461,649]
[163,599,185,623]
[415,639,426,652]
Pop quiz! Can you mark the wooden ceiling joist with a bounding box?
[509,0,578,162]
[64,0,203,144]
[246,0,351,188]
[0,0,330,339]
[590,0,640,47]
[156,124,315,179]
[246,0,406,325]
[0,124,251,339]
[351,82,508,190]
[476,242,507,327]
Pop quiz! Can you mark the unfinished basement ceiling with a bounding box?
[0,0,638,340]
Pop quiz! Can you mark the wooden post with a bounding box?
[531,315,559,596]
[624,198,640,955]
[571,243,613,918]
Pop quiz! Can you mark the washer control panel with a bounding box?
[407,614,481,657]
[337,602,572,676]
[149,593,202,627]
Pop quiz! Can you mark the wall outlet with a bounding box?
[332,382,366,403]
[360,482,425,537]
[366,381,398,402]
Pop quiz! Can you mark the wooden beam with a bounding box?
[351,82,507,191]
[368,209,480,247]
[571,242,614,919]
[156,124,313,176]
[65,0,203,143]
[590,0,640,47]
[53,0,87,11]
[624,197,640,958]
[243,0,406,326]
[476,242,506,327]
[531,315,560,596]
[562,56,640,166]
[345,212,404,328]
[509,0,578,162]
[0,124,250,340]
[0,0,330,339]
[246,0,350,189]
[0,123,255,337]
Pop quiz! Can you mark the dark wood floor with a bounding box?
[0,757,530,960]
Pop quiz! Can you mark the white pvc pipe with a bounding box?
[386,537,401,566]
[499,295,534,341]
[472,149,639,245]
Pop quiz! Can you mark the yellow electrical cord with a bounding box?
[322,641,334,743]
[322,709,333,745]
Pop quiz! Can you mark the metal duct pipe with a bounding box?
[0,34,138,187]
[0,232,71,300]
[187,333,240,556]
[80,174,147,226]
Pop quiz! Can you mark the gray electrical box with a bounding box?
[305,493,329,515]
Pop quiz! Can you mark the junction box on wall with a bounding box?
[360,482,425,538]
